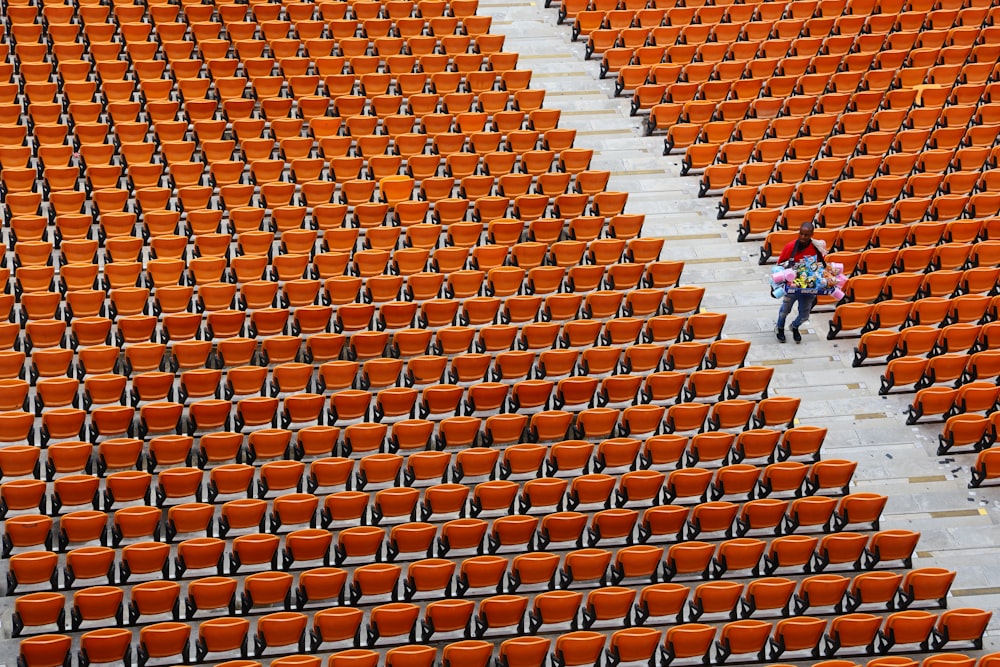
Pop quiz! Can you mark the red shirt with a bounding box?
[778,240,824,265]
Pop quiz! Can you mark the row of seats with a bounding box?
[11,100,564,141]
[10,566,959,637]
[39,239,652,278]
[728,194,1000,244]
[855,327,1000,368]
[15,605,992,667]
[3,177,630,224]
[636,19,1000,100]
[58,48,521,80]
[729,185,1000,238]
[1,237,665,292]
[3,87,545,131]
[4,263,678,316]
[0,474,902,566]
[16,358,778,405]
[1,457,859,526]
[9,146,607,188]
[820,275,1000,322]
[0,331,750,390]
[832,301,1000,341]
[3,338,744,387]
[3,67,539,113]
[735,196,1000,245]
[28,12,494,47]
[2,215,650,264]
[0,427,835,507]
[705,173,1000,250]
[0,351,774,408]
[7,0,484,23]
[878,349,1000,393]
[936,412,1000,454]
[2,392,814,463]
[4,521,908,587]
[6,7,503,55]
[4,248,672,300]
[0,306,721,354]
[0,332,752,385]
[2,289,696,344]
[556,0,991,15]
[661,79,1000,135]
[676,69,999,119]
[0,392,801,450]
[723,184,1000,232]
[836,274,1000,310]
[699,148,1000,204]
[595,20,999,80]
[3,531,926,609]
[904,380,1000,423]
[824,244,995,279]
[3,86,552,134]
[0,326,746,379]
[631,56,998,114]
[570,0,998,35]
[0,306,728,360]
[0,312,740,373]
[6,185,621,227]
[0,370,781,439]
[846,286,1000,326]
[3,143,611,190]
[0,458,861,529]
[635,49,1000,123]
[828,248,997,288]
[708,146,1000,205]
[0,417,823,478]
[3,285,687,338]
[1,93,554,148]
[763,217,999,262]
[23,644,1000,667]
[2,427,827,491]
[2,205,642,244]
[4,477,869,557]
[706,136,1000,188]
[3,60,537,97]
[67,333,746,388]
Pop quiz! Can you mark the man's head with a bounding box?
[797,222,815,245]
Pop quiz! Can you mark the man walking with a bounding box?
[775,222,826,343]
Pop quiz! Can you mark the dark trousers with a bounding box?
[776,293,816,330]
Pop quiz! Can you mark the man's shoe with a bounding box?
[775,328,786,343]
[791,327,802,343]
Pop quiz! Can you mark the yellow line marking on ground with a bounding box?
[952,587,1000,596]
[929,509,982,518]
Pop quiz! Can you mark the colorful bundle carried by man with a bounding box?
[771,257,847,299]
